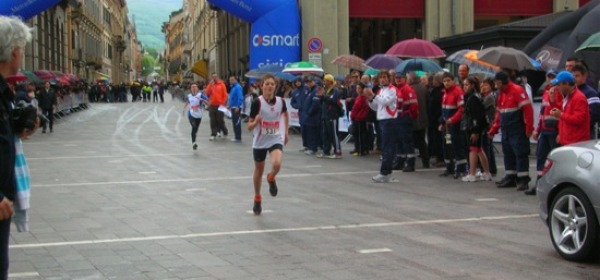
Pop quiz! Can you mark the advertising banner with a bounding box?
[207,0,301,70]
[0,0,61,20]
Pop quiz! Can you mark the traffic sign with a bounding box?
[307,37,323,53]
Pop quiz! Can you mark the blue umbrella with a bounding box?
[245,64,285,79]
[395,58,442,73]
[273,72,297,81]
[364,54,403,70]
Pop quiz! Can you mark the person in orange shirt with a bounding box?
[205,73,229,140]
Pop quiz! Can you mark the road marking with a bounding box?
[304,165,322,168]
[245,210,273,214]
[138,171,156,174]
[185,188,207,192]
[9,272,39,278]
[31,171,379,187]
[358,248,392,254]
[10,214,537,249]
[27,153,190,160]
[476,198,499,202]
[63,144,77,147]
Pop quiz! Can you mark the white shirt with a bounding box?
[368,85,398,120]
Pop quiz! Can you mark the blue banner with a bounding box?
[0,0,62,21]
[206,0,301,70]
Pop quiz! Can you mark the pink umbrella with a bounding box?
[386,38,445,59]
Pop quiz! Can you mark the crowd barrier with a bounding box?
[283,98,351,133]
[54,91,89,118]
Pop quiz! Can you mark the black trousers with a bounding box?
[0,218,11,280]
[352,120,369,154]
[208,105,228,137]
[413,129,429,164]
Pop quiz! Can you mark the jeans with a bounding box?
[536,131,558,177]
[231,109,242,140]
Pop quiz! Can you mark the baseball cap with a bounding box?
[546,69,557,77]
[551,71,574,85]
[323,74,335,83]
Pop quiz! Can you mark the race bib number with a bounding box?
[190,104,200,112]
[261,120,280,135]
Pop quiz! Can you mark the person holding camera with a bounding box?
[37,81,57,133]
[0,15,33,280]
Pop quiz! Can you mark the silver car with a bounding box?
[537,140,600,262]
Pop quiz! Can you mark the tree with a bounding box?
[145,47,159,59]
[141,55,156,77]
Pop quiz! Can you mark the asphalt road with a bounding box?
[9,98,600,280]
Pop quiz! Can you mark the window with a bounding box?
[103,7,111,27]
[108,44,112,59]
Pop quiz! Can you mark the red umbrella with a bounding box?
[6,72,27,83]
[386,38,445,59]
[64,73,80,82]
[34,70,57,81]
[56,76,71,86]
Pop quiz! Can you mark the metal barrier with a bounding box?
[54,91,89,119]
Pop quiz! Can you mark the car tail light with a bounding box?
[541,159,553,177]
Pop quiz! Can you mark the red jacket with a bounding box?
[488,82,534,136]
[350,95,370,122]
[559,88,590,145]
[535,86,563,134]
[441,84,464,125]
[395,82,419,119]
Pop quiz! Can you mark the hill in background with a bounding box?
[128,0,182,50]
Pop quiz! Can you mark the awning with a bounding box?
[95,71,110,82]
[191,60,208,79]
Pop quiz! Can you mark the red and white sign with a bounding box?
[307,37,323,53]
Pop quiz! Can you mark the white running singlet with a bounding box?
[252,96,285,149]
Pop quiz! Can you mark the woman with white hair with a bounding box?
[0,16,33,279]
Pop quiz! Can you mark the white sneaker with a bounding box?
[316,152,324,158]
[372,174,391,183]
[475,170,483,179]
[217,132,222,138]
[462,175,477,182]
[209,136,215,141]
[480,172,493,181]
[304,150,315,155]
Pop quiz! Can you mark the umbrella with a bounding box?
[364,54,403,70]
[34,70,57,81]
[6,72,27,83]
[245,64,285,79]
[575,32,600,52]
[394,58,442,73]
[331,54,367,71]
[282,61,324,75]
[464,50,501,70]
[273,72,297,81]
[477,46,535,70]
[386,38,445,58]
[446,49,476,65]
[364,68,380,76]
[17,70,43,84]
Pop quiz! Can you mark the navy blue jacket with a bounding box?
[320,86,340,120]
[290,83,307,123]
[577,83,600,137]
[301,85,320,126]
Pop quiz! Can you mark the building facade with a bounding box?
[164,0,590,78]
[23,0,141,84]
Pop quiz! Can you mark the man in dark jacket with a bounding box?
[290,77,308,151]
[37,81,57,133]
[0,15,33,279]
[300,78,321,155]
[410,74,430,168]
[571,63,600,139]
[318,74,342,158]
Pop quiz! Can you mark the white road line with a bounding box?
[185,188,207,192]
[10,214,537,249]
[358,248,392,254]
[138,171,156,174]
[303,165,322,168]
[27,153,191,160]
[476,198,499,202]
[8,272,39,278]
[31,171,378,187]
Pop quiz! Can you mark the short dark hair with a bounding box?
[494,71,510,85]
[442,72,454,80]
[566,57,581,63]
[571,63,588,75]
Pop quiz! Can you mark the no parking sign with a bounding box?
[307,37,323,53]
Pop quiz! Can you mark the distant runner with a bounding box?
[182,83,208,150]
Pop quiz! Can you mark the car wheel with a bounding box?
[549,187,599,262]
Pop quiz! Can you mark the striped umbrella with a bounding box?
[282,61,324,75]
[331,54,367,71]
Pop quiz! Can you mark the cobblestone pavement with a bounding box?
[9,100,600,279]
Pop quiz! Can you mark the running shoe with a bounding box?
[192,142,198,150]
[209,136,215,141]
[304,150,315,155]
[267,173,278,197]
[461,174,477,182]
[372,174,391,183]
[480,172,493,181]
[253,198,262,215]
